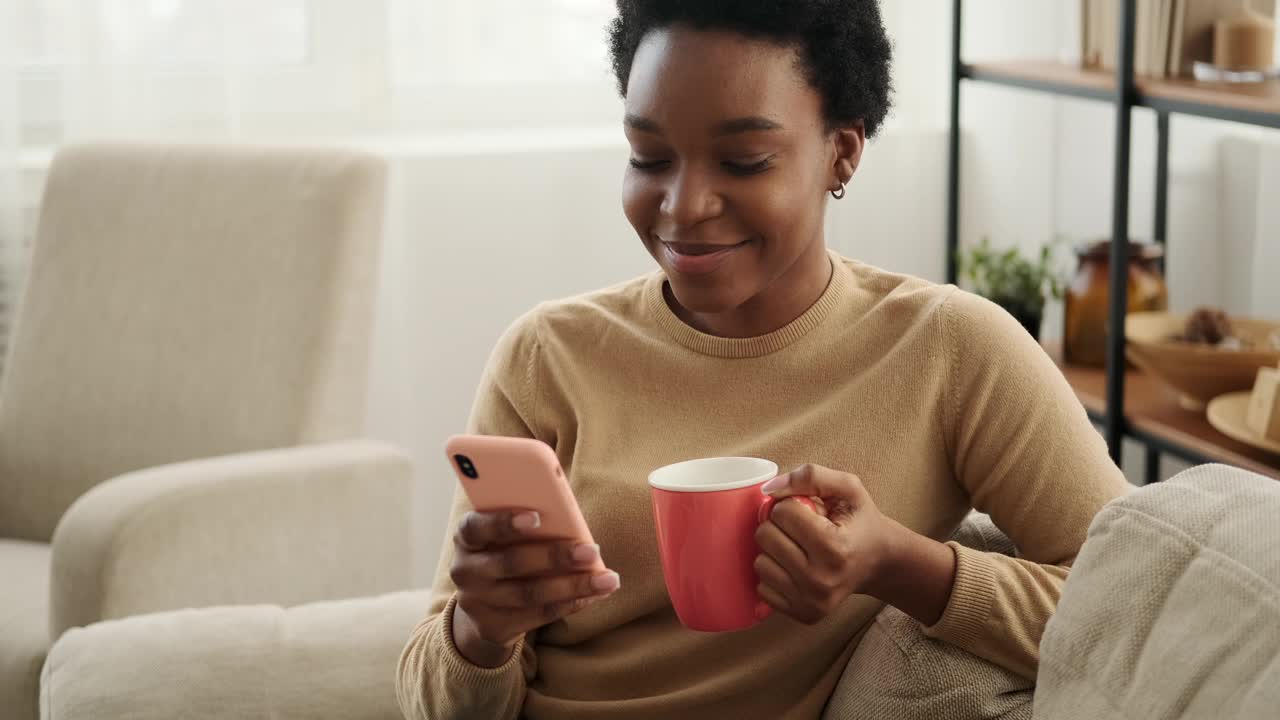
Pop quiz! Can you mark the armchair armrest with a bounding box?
[49,440,413,636]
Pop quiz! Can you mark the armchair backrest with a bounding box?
[0,143,386,541]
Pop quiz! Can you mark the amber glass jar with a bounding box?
[1063,240,1168,367]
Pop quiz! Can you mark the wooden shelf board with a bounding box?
[964,60,1280,124]
[1045,345,1280,481]
[1143,74,1280,117]
[964,60,1115,98]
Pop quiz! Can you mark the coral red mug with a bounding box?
[648,457,814,632]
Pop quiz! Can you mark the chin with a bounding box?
[665,276,752,315]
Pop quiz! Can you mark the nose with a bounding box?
[660,165,723,229]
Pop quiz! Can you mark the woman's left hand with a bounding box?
[754,464,956,626]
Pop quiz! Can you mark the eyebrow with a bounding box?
[624,114,663,134]
[623,114,784,136]
[713,116,783,135]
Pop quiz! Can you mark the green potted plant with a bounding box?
[957,238,1065,341]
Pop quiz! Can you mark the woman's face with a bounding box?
[622,26,859,319]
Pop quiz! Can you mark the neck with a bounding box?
[668,241,834,338]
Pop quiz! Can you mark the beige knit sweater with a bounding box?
[397,251,1130,720]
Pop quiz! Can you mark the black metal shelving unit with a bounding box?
[946,0,1280,484]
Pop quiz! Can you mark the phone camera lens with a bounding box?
[454,454,478,479]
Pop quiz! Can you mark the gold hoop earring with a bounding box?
[830,183,846,200]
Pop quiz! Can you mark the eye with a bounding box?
[722,157,774,176]
[628,157,671,172]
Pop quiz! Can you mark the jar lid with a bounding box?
[1074,239,1165,260]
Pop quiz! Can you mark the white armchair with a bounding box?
[0,143,407,720]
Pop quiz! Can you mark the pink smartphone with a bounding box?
[444,434,603,567]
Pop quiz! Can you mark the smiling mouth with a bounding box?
[659,238,751,275]
[663,240,750,256]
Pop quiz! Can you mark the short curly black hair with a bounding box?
[608,0,893,137]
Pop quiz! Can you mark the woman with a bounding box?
[398,2,1129,718]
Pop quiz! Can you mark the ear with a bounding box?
[828,123,865,193]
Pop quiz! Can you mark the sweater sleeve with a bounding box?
[923,289,1131,680]
[396,310,546,720]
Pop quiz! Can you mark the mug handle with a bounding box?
[753,495,819,622]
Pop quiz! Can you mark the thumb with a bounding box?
[761,464,867,505]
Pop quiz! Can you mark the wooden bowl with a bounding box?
[1125,312,1280,411]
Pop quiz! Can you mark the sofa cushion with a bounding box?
[41,590,429,720]
[1,539,52,720]
[823,513,1033,720]
[824,604,1033,720]
[1034,464,1280,719]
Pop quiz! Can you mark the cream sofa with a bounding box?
[0,144,414,720]
[36,464,1280,719]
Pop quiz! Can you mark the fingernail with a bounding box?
[761,475,789,495]
[591,571,621,592]
[512,512,540,531]
[572,544,601,565]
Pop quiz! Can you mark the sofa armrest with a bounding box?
[1034,464,1280,720]
[49,440,413,636]
[41,590,430,720]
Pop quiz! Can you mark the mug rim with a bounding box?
[647,457,778,493]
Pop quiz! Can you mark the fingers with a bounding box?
[454,509,541,551]
[768,500,836,559]
[756,554,824,625]
[761,464,869,507]
[754,553,800,603]
[491,570,621,611]
[454,560,621,645]
[454,541,602,582]
[756,581,792,616]
[757,518,838,600]
[755,517,811,568]
[450,509,620,646]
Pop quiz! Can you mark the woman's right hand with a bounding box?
[448,509,621,668]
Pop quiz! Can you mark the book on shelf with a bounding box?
[1157,0,1174,75]
[1139,0,1152,75]
[1170,0,1190,75]
[1154,0,1174,78]
[1083,0,1277,78]
[1089,0,1102,67]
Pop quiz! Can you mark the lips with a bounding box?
[665,242,743,256]
[660,239,750,275]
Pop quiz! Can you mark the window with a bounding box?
[18,0,309,67]
[389,0,617,87]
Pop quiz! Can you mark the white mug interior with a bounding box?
[647,457,778,493]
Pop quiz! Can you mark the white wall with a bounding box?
[362,134,641,581]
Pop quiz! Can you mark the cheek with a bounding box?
[734,175,821,246]
[621,172,659,238]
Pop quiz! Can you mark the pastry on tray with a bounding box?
[1173,306,1280,351]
